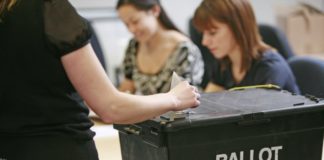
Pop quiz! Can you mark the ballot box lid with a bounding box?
[154,88,324,132]
[114,88,324,132]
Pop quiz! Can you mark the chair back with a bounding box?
[259,24,295,60]
[288,56,324,98]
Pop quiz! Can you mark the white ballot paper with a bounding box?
[170,71,183,89]
[162,72,188,121]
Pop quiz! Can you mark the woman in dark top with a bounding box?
[192,0,300,94]
[0,0,200,159]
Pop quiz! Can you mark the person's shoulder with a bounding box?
[164,30,201,56]
[255,49,289,72]
[128,38,138,45]
[255,49,286,67]
[44,0,92,56]
[124,38,138,55]
[261,49,286,62]
[127,38,139,50]
[169,32,198,49]
[167,30,189,43]
[163,31,190,50]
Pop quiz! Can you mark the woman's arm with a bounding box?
[204,82,224,92]
[61,43,200,124]
[118,78,136,94]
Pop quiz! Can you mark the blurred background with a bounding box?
[69,1,324,159]
[70,0,324,86]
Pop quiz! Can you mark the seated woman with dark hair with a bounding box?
[117,0,204,95]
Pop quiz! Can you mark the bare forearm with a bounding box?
[204,82,224,92]
[62,44,199,125]
[98,92,175,124]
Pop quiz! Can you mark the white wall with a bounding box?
[69,0,117,8]
[250,0,298,25]
[71,0,302,84]
[161,0,202,33]
[162,0,299,32]
[91,20,131,84]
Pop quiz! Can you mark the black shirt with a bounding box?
[210,50,300,94]
[0,0,94,140]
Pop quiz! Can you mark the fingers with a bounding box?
[191,86,201,107]
[171,81,201,110]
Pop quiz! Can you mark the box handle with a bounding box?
[123,126,141,135]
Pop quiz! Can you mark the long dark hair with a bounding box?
[193,0,271,72]
[0,0,16,16]
[116,0,180,32]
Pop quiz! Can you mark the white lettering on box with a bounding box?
[229,152,238,160]
[216,154,227,160]
[215,145,283,160]
[250,150,254,160]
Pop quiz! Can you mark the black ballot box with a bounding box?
[113,88,324,160]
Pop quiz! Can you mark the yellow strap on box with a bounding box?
[229,84,281,91]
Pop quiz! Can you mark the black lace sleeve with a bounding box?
[44,0,92,57]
